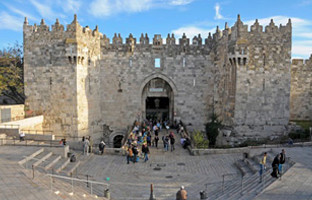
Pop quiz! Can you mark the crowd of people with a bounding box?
[124,119,191,164]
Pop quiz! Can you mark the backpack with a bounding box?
[132,147,138,155]
[70,155,76,162]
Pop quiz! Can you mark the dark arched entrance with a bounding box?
[113,135,124,148]
[142,78,174,123]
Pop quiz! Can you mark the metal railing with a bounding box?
[46,173,110,198]
[21,130,53,135]
[0,124,20,128]
[3,138,62,147]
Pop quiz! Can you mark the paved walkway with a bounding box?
[1,136,312,199]
[0,146,62,200]
[78,130,242,199]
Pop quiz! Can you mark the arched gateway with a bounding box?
[141,75,176,123]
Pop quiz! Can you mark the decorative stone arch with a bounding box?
[139,73,178,95]
[140,73,178,123]
[109,131,126,148]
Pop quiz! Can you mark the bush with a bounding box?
[192,130,209,149]
[205,113,222,146]
[289,129,310,140]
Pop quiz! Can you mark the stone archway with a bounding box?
[141,75,175,123]
[113,135,124,148]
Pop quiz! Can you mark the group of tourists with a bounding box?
[259,149,286,182]
[125,119,190,164]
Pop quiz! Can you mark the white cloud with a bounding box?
[58,0,82,13]
[170,0,194,5]
[172,26,215,42]
[0,11,23,31]
[29,0,65,21]
[214,3,223,20]
[89,0,194,17]
[89,0,152,17]
[3,3,38,21]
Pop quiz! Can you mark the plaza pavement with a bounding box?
[0,131,312,199]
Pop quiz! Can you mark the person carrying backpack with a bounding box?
[132,144,139,163]
[99,140,106,155]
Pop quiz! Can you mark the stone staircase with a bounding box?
[204,150,295,200]
[19,148,84,180]
[19,148,109,199]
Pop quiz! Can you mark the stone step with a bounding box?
[55,158,70,173]
[18,148,44,165]
[33,152,53,167]
[43,155,62,170]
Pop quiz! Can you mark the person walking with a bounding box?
[84,138,90,156]
[99,140,106,155]
[154,135,159,148]
[142,143,150,162]
[176,185,187,200]
[271,153,281,178]
[127,145,133,164]
[170,135,175,152]
[279,149,286,178]
[164,136,169,152]
[132,144,139,163]
[259,152,267,183]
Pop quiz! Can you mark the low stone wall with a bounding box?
[188,142,312,156]
[68,140,126,156]
[45,145,69,158]
[24,133,55,141]
[0,134,6,145]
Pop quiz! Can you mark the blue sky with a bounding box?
[0,0,312,59]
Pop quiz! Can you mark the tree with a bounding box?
[205,113,222,146]
[0,43,25,104]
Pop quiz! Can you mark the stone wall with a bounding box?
[231,18,292,137]
[0,104,24,122]
[23,15,294,140]
[290,56,312,120]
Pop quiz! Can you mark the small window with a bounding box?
[155,58,161,68]
[182,57,186,67]
[129,58,132,67]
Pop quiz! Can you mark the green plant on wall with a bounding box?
[192,130,209,149]
[205,113,222,146]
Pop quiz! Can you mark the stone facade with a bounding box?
[290,56,312,120]
[23,15,295,141]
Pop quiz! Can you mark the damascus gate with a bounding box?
[23,14,296,143]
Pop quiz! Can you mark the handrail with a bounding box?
[46,173,110,187]
[0,124,20,128]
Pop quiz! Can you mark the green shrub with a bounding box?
[192,130,209,149]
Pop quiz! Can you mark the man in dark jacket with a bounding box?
[271,153,281,178]
[279,149,286,176]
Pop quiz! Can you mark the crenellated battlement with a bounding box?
[24,14,292,56]
[292,54,312,70]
